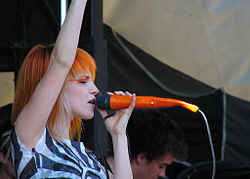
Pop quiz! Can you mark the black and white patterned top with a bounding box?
[10,128,107,179]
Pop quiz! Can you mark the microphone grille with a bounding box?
[95,95,111,110]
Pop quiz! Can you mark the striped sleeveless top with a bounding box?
[10,128,107,179]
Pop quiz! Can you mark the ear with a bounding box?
[136,153,146,165]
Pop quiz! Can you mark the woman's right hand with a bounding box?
[96,91,136,137]
[96,91,135,179]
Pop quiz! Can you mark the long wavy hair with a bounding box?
[11,44,96,141]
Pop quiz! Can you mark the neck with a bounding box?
[53,113,71,140]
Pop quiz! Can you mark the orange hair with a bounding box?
[12,44,96,141]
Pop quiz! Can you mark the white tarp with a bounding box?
[103,0,250,101]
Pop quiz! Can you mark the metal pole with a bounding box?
[60,0,67,27]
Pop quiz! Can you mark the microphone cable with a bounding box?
[198,109,216,179]
[176,109,216,179]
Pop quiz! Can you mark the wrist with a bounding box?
[111,133,127,141]
[111,133,128,148]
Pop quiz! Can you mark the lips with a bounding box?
[88,98,96,105]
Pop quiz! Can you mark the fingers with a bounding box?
[124,93,136,116]
[107,91,132,96]
[102,91,136,136]
[129,93,136,109]
[97,91,135,119]
[107,91,114,96]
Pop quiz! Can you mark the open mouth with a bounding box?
[88,99,96,104]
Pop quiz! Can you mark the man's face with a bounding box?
[132,153,174,179]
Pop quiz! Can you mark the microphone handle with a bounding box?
[110,95,199,112]
[96,95,199,112]
[110,96,158,109]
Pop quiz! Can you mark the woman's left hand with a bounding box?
[96,91,136,136]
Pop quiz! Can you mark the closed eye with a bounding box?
[79,77,89,84]
[79,81,87,84]
[71,76,90,83]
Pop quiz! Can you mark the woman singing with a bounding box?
[10,0,135,178]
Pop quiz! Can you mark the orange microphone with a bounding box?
[96,94,199,113]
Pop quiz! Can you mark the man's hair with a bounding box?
[127,109,188,162]
[11,44,96,141]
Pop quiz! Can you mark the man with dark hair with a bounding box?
[106,109,188,179]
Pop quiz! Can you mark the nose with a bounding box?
[90,81,99,95]
[158,168,166,178]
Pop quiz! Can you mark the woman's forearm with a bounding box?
[112,134,133,179]
[99,92,135,178]
[51,0,87,68]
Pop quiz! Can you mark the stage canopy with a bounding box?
[103,0,250,102]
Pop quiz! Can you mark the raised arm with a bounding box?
[97,92,135,179]
[15,0,88,148]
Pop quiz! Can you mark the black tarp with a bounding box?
[104,24,250,165]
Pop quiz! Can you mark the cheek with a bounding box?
[67,88,76,103]
[67,85,83,110]
[67,85,85,101]
[146,163,162,176]
[143,164,158,176]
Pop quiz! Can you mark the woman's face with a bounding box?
[66,72,99,119]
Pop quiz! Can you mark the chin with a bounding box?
[82,117,94,120]
[81,113,94,120]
